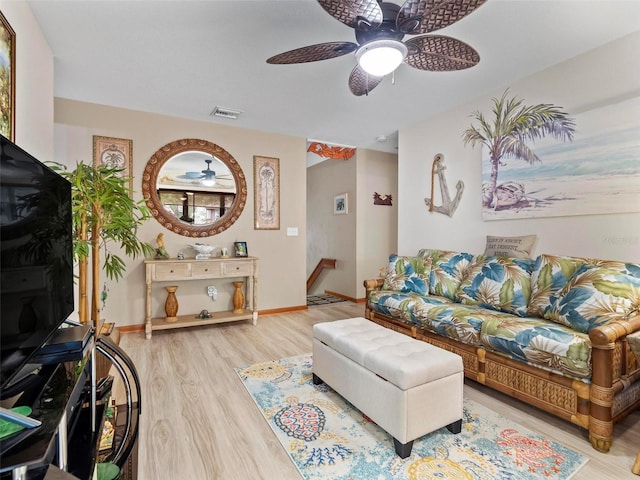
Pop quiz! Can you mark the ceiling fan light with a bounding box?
[356,40,407,77]
[202,178,216,187]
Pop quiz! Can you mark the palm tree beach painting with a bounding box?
[465,92,640,220]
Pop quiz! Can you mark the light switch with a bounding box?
[287,227,299,237]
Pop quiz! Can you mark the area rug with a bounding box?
[307,294,346,306]
[235,354,588,480]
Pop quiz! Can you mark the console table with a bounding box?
[144,257,258,339]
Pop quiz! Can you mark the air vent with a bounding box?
[210,106,242,120]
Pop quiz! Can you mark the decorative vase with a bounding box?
[232,281,244,314]
[164,286,179,322]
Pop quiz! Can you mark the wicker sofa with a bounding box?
[364,249,640,452]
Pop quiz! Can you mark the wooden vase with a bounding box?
[232,281,244,314]
[164,285,179,322]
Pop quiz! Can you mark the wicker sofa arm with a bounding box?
[589,312,640,346]
[364,278,385,292]
[587,312,640,452]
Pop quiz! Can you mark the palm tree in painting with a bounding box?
[462,90,576,208]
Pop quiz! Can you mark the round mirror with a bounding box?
[142,138,247,237]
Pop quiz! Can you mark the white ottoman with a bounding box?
[312,317,463,458]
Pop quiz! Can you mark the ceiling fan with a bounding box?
[179,158,233,186]
[267,0,486,96]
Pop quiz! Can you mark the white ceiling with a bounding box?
[27,0,640,153]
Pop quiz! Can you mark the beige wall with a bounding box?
[2,2,54,158]
[398,32,640,262]
[54,99,307,327]
[356,149,398,299]
[306,157,357,297]
[307,149,397,300]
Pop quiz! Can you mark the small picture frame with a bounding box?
[234,241,248,257]
[334,193,348,215]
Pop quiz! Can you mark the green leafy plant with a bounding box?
[50,162,154,329]
[462,89,576,207]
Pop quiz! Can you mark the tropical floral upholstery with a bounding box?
[544,265,640,334]
[411,303,508,347]
[456,255,534,317]
[418,249,475,301]
[366,249,640,383]
[527,254,586,318]
[480,316,591,379]
[382,255,430,295]
[367,290,448,323]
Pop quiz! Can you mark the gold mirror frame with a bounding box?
[142,138,247,237]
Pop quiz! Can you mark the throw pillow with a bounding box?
[544,265,640,334]
[484,234,537,259]
[422,249,476,301]
[527,254,586,318]
[457,255,535,317]
[382,255,430,295]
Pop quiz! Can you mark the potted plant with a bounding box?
[51,162,155,332]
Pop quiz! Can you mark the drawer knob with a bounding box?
[204,268,208,272]
[170,270,174,273]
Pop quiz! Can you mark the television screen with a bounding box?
[0,135,74,390]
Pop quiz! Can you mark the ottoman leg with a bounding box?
[446,419,462,434]
[312,373,323,385]
[393,438,414,458]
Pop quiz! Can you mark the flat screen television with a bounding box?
[0,135,74,392]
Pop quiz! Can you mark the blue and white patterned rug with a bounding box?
[235,354,588,480]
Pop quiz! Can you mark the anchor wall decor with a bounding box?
[424,153,464,217]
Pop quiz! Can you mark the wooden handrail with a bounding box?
[307,258,337,293]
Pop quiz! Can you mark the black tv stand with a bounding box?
[0,328,101,480]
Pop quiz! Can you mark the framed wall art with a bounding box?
[334,193,348,215]
[481,96,640,220]
[93,135,133,191]
[253,155,280,230]
[1,12,16,141]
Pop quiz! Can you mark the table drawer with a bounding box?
[222,261,253,277]
[192,262,221,277]
[153,263,191,280]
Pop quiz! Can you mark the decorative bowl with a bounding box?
[190,243,216,259]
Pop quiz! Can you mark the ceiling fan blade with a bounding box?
[397,0,486,34]
[404,35,479,71]
[317,0,383,29]
[267,41,358,64]
[348,65,384,96]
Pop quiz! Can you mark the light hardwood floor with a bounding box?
[120,302,640,479]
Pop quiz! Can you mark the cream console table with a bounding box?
[144,257,258,339]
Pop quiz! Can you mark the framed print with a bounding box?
[1,12,16,141]
[93,135,133,191]
[234,241,248,257]
[253,156,280,230]
[334,193,348,215]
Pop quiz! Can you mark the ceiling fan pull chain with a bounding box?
[392,70,396,85]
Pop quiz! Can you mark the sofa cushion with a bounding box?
[480,316,591,381]
[581,259,640,278]
[367,290,450,323]
[411,302,513,347]
[456,255,534,317]
[418,249,475,301]
[544,265,640,333]
[527,254,586,318]
[382,254,431,295]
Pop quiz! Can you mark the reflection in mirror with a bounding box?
[157,151,235,225]
[142,139,247,237]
